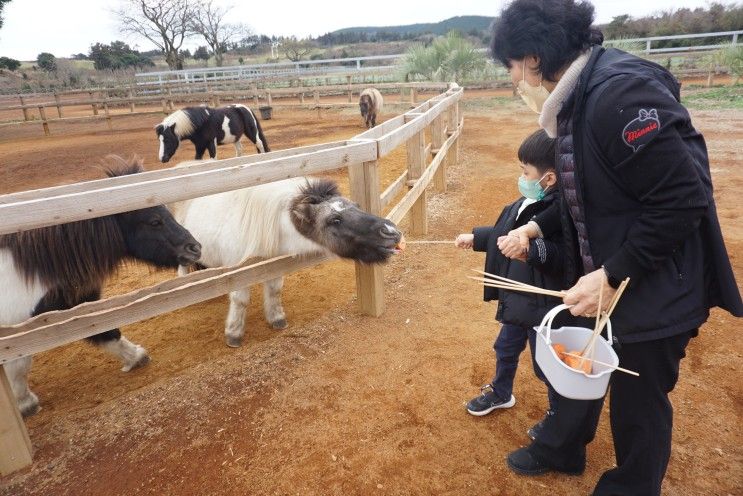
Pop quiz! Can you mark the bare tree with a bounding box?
[191,1,247,67]
[114,0,195,70]
[281,37,314,62]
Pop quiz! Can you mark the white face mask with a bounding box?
[516,60,550,114]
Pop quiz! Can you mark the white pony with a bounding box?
[170,166,402,347]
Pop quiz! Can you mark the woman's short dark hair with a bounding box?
[490,0,604,81]
[518,129,556,173]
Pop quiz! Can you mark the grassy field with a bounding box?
[682,85,743,110]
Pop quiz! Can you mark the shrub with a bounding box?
[401,31,486,82]
[37,52,57,72]
[0,56,20,71]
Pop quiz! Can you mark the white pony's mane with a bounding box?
[161,109,195,138]
[171,160,315,260]
[231,178,305,258]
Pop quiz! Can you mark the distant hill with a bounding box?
[331,15,495,36]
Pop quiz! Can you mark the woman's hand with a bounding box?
[563,268,617,317]
[497,235,527,261]
[507,222,540,252]
[455,233,474,249]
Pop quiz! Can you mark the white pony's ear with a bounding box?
[291,201,316,224]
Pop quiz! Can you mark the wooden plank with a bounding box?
[379,170,408,210]
[0,254,330,362]
[0,141,351,204]
[0,110,170,131]
[0,141,377,235]
[377,90,462,156]
[405,130,427,235]
[351,114,405,141]
[348,160,384,316]
[431,115,446,193]
[387,126,458,226]
[0,368,32,475]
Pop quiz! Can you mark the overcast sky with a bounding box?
[0,0,723,60]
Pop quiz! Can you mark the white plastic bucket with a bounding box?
[534,304,619,400]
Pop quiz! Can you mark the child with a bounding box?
[455,129,562,439]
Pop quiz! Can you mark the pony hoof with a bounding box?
[121,349,150,372]
[271,319,288,330]
[226,335,243,348]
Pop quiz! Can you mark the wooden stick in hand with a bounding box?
[562,352,639,377]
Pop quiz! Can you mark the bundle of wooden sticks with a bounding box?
[469,270,638,377]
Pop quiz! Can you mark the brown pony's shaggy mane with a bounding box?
[101,154,145,178]
[0,155,144,304]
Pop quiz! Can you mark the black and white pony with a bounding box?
[170,164,403,347]
[0,156,201,416]
[155,104,270,163]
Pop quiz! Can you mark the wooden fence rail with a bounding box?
[0,84,463,475]
[0,82,453,137]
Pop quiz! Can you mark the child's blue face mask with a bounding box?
[518,173,548,200]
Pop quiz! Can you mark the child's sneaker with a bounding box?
[466,384,516,416]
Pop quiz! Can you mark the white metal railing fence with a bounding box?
[603,30,742,54]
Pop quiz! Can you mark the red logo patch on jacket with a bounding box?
[622,108,660,151]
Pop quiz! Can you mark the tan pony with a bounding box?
[359,88,383,128]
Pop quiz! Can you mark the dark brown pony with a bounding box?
[0,155,201,416]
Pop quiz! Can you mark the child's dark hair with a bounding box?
[490,0,604,82]
[518,129,556,173]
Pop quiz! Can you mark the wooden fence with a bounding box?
[0,81,456,136]
[0,84,464,475]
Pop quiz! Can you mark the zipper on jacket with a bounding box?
[672,250,684,281]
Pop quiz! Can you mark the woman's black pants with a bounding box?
[526,329,695,496]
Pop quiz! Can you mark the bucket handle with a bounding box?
[537,304,613,345]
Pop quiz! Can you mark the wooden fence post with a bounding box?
[347,75,353,103]
[348,159,385,316]
[313,90,320,105]
[410,88,417,104]
[452,101,460,164]
[266,89,272,106]
[251,84,259,107]
[0,368,33,476]
[128,88,135,113]
[19,96,29,121]
[38,106,50,136]
[53,91,63,118]
[431,115,446,192]
[399,85,405,103]
[299,92,305,104]
[89,91,98,116]
[405,129,427,235]
[103,98,112,131]
[162,99,168,115]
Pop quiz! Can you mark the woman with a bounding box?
[489,1,742,495]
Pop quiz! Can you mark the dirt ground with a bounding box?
[0,89,741,496]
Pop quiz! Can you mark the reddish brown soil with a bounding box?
[0,89,741,496]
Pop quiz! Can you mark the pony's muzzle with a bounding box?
[380,223,402,241]
[179,242,202,264]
